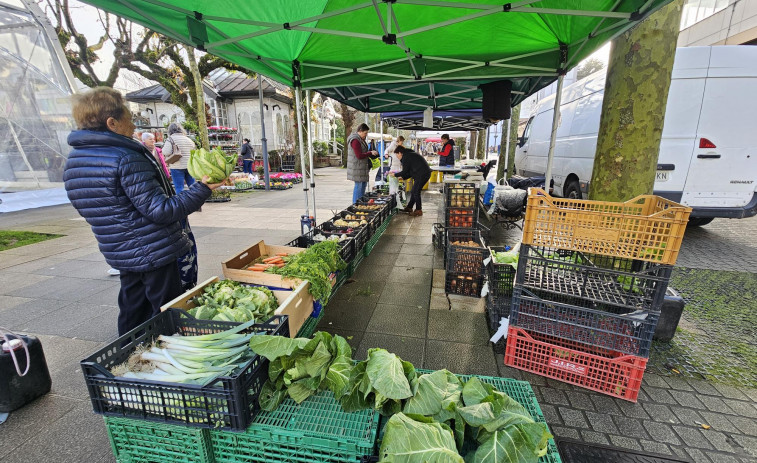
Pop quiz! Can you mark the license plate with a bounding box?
[656,171,669,182]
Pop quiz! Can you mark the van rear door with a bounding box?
[681,47,757,211]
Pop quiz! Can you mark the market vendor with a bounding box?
[390,145,431,216]
[438,134,456,166]
[63,87,226,336]
[347,122,379,203]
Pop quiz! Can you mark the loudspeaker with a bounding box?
[480,80,512,122]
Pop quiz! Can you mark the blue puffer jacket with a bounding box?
[64,130,211,272]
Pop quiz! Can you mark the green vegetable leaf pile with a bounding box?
[267,240,346,304]
[493,250,518,269]
[250,332,552,463]
[187,280,278,323]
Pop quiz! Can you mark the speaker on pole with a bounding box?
[480,80,512,123]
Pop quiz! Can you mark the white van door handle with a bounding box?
[697,154,720,159]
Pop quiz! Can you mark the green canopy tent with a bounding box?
[80,0,672,216]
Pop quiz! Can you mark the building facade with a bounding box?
[678,0,757,46]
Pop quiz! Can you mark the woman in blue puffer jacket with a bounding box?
[64,87,225,335]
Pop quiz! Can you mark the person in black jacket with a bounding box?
[390,146,431,216]
[63,87,226,335]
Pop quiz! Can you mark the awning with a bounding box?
[382,109,492,131]
[79,0,672,112]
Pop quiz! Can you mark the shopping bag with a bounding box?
[370,157,381,170]
[388,175,400,194]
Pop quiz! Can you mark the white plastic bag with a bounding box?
[388,175,400,195]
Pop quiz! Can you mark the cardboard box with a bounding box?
[222,241,304,289]
[161,276,314,338]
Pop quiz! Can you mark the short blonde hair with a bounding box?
[72,87,128,130]
[397,136,405,142]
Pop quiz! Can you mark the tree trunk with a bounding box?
[469,131,477,160]
[340,103,356,167]
[497,105,521,181]
[476,129,486,160]
[185,46,209,150]
[588,0,684,202]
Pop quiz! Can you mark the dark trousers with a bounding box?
[242,159,253,174]
[117,261,183,336]
[407,173,431,211]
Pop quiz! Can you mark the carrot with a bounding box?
[276,252,289,257]
[249,267,265,272]
[270,258,284,264]
[262,256,280,263]
[275,263,285,268]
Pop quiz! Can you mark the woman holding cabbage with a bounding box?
[63,87,227,335]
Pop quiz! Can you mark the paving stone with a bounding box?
[423,339,498,377]
[447,294,485,313]
[386,266,432,285]
[671,390,706,409]
[366,304,428,338]
[430,294,450,310]
[566,391,595,411]
[727,415,757,437]
[538,403,561,426]
[540,388,569,407]
[378,283,430,308]
[738,387,757,403]
[687,378,723,397]
[671,406,705,425]
[395,254,433,268]
[699,394,737,414]
[702,430,742,454]
[612,416,649,440]
[643,421,682,446]
[545,378,574,390]
[722,399,757,419]
[427,310,490,345]
[641,374,671,389]
[643,403,677,423]
[639,439,673,456]
[432,269,445,288]
[703,451,744,463]
[0,394,80,456]
[363,251,399,268]
[614,400,652,420]
[584,411,619,434]
[608,435,643,451]
[589,394,622,416]
[730,434,757,458]
[579,430,610,445]
[558,408,588,429]
[663,376,696,392]
[399,243,434,256]
[685,448,711,463]
[356,332,424,365]
[713,383,750,401]
[644,386,679,405]
[550,425,580,440]
[673,425,715,450]
[320,298,377,331]
[697,411,740,434]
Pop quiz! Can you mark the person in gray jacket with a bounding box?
[346,123,378,203]
[163,123,197,193]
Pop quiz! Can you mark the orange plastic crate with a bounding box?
[522,188,691,265]
[504,326,647,402]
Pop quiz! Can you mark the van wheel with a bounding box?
[687,217,714,227]
[564,180,581,199]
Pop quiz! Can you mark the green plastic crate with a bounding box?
[349,248,366,274]
[104,416,213,463]
[296,307,324,338]
[363,212,394,256]
[414,370,562,463]
[210,390,380,463]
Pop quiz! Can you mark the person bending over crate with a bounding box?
[390,145,431,216]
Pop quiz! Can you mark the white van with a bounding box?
[515,46,757,226]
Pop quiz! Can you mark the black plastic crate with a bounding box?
[446,228,487,276]
[445,271,484,297]
[445,207,477,229]
[432,223,446,251]
[515,245,673,314]
[353,201,389,223]
[81,310,289,431]
[445,184,478,208]
[331,211,374,244]
[488,246,517,299]
[486,293,512,332]
[286,229,356,264]
[510,285,661,357]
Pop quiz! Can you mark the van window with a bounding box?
[523,117,534,141]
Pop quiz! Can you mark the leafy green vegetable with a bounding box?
[493,250,519,269]
[189,280,278,323]
[267,240,346,304]
[379,413,464,463]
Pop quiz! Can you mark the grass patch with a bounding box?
[0,230,62,251]
[648,267,757,387]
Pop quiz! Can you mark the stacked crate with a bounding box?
[485,246,517,332]
[445,228,487,297]
[504,189,691,402]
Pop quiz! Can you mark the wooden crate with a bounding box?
[161,276,314,338]
[222,241,304,289]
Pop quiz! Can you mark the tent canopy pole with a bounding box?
[306,90,317,224]
[258,73,270,191]
[544,74,565,193]
[294,87,310,217]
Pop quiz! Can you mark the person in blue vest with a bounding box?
[63,87,226,335]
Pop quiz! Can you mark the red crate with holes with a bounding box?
[504,326,647,402]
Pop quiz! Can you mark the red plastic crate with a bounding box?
[504,326,647,402]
